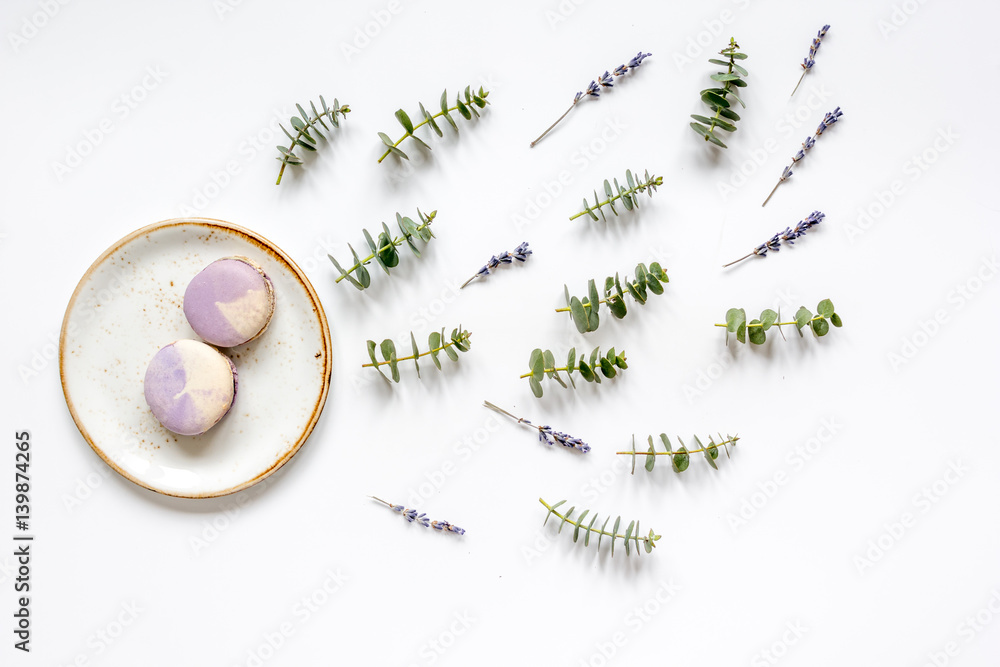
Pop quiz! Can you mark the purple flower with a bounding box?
[462,242,532,288]
[763,108,842,206]
[792,25,830,95]
[531,52,652,147]
[538,425,591,453]
[726,212,824,267]
[378,498,462,534]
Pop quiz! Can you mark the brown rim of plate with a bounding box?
[58,217,333,500]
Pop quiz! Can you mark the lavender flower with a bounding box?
[792,25,830,96]
[371,497,465,536]
[762,107,842,206]
[723,211,824,267]
[530,51,651,147]
[483,401,591,453]
[461,242,532,288]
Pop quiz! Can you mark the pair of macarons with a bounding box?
[143,257,275,436]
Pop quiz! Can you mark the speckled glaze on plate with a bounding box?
[59,218,332,499]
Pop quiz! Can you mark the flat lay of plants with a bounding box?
[267,26,838,560]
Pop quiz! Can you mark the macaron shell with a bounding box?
[144,340,238,436]
[183,257,275,347]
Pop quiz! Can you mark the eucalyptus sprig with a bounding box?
[570,169,662,221]
[618,433,740,475]
[522,346,627,398]
[690,38,748,149]
[328,209,436,290]
[718,299,842,345]
[557,262,669,334]
[539,498,660,557]
[275,96,350,184]
[377,86,490,163]
[364,326,471,382]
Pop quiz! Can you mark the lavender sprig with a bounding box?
[530,51,651,147]
[370,497,466,535]
[460,242,532,289]
[483,401,590,453]
[762,108,842,206]
[723,211,824,268]
[791,24,830,96]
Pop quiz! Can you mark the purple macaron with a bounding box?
[183,257,275,347]
[144,340,238,436]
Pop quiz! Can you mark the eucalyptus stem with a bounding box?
[539,498,660,556]
[706,55,736,137]
[377,103,466,163]
[714,317,820,329]
[617,435,739,456]
[334,219,433,284]
[362,336,467,368]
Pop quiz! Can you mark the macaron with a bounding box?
[183,257,275,347]
[144,340,238,436]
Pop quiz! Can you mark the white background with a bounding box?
[3,0,1000,665]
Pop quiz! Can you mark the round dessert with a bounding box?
[183,256,275,347]
[144,340,238,436]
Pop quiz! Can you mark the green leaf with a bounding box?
[366,340,385,378]
[542,350,556,377]
[831,313,843,327]
[719,108,741,121]
[748,320,766,345]
[578,360,595,382]
[611,516,621,557]
[444,340,459,362]
[726,308,746,333]
[711,73,743,82]
[705,132,728,148]
[696,435,718,470]
[672,444,690,473]
[428,331,442,369]
[732,52,748,59]
[393,109,414,135]
[456,97,471,120]
[701,91,730,108]
[566,348,576,373]
[569,296,588,333]
[624,520,635,557]
[760,309,778,330]
[736,321,746,344]
[599,356,616,378]
[645,436,656,472]
[812,317,830,336]
[420,102,442,137]
[409,332,421,378]
[529,348,544,380]
[817,299,835,318]
[529,376,543,398]
[690,122,710,137]
[795,306,813,330]
[378,132,395,147]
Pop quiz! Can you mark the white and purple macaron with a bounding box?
[144,339,238,436]
[183,257,275,348]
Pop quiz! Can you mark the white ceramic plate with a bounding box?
[59,218,332,498]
